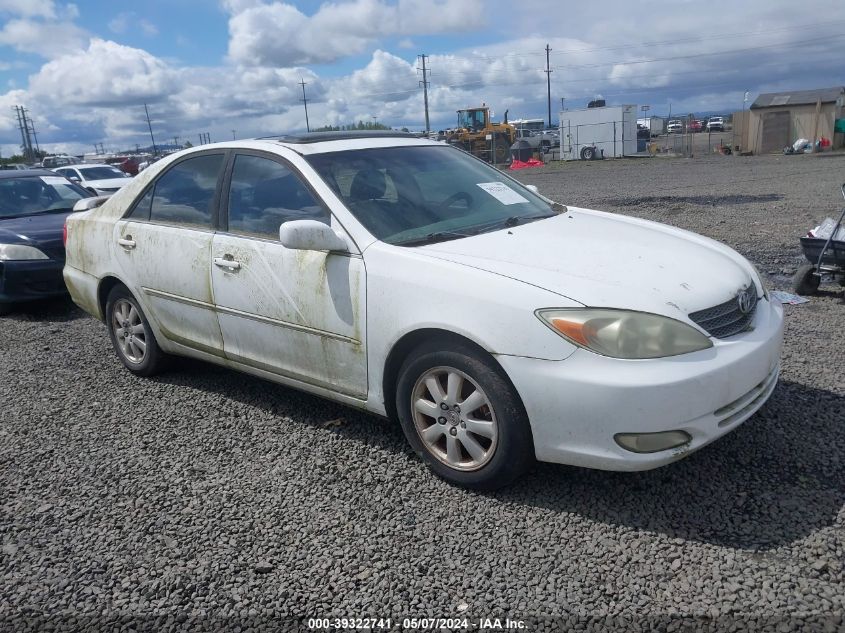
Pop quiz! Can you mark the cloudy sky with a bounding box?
[1,0,843,157]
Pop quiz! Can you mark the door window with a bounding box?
[126,186,155,221]
[148,154,224,228]
[226,154,328,239]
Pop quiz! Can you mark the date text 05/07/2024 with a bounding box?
[306,617,527,630]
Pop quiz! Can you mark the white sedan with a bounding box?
[54,164,131,196]
[63,133,783,489]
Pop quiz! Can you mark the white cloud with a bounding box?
[226,0,486,66]
[0,0,56,18]
[109,12,159,37]
[0,17,87,57]
[29,39,176,106]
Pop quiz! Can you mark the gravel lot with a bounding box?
[2,152,843,632]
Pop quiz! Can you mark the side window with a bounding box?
[227,154,328,239]
[126,187,154,221]
[149,154,224,228]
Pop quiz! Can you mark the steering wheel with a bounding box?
[438,191,473,211]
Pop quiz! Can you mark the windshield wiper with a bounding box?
[466,212,558,234]
[392,230,472,247]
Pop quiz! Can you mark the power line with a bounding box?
[549,33,842,72]
[417,54,431,134]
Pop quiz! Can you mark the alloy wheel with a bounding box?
[111,298,147,364]
[411,366,498,471]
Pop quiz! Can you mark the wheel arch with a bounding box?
[97,274,128,320]
[381,328,519,423]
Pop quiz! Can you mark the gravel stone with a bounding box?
[0,153,843,631]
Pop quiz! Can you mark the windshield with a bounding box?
[0,176,90,218]
[79,166,125,180]
[458,110,486,131]
[307,145,559,245]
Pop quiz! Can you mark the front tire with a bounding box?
[396,340,534,490]
[105,284,168,376]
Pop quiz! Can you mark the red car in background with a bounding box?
[104,155,141,176]
[688,119,704,133]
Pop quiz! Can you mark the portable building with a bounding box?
[559,105,638,160]
[736,86,845,154]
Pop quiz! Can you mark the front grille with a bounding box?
[689,293,758,339]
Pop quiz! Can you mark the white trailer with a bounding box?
[559,105,638,160]
[637,116,665,136]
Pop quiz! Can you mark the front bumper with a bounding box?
[0,259,67,304]
[497,298,784,471]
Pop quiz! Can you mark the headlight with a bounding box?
[0,244,49,261]
[536,308,713,359]
[750,264,769,301]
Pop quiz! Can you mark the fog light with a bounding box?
[614,430,692,453]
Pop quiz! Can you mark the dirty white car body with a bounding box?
[63,133,783,488]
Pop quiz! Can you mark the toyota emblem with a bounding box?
[736,287,755,314]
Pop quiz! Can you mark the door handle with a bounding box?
[214,257,241,271]
[118,237,136,249]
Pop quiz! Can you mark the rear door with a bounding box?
[114,152,227,356]
[210,151,367,397]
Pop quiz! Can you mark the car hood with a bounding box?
[0,211,70,258]
[85,178,129,189]
[413,207,757,319]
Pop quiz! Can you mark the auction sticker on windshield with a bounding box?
[476,182,528,205]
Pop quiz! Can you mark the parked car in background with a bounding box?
[667,120,683,133]
[41,155,79,169]
[706,117,725,132]
[514,127,558,153]
[0,163,30,170]
[53,164,131,196]
[105,155,142,176]
[64,132,783,489]
[0,170,92,315]
[689,119,704,133]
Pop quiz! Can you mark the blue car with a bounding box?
[0,170,91,315]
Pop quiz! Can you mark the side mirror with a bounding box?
[72,196,109,212]
[526,184,539,194]
[69,176,80,182]
[279,220,349,253]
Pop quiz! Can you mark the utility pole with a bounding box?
[417,54,430,135]
[299,78,310,132]
[544,44,553,129]
[13,106,34,162]
[173,136,179,148]
[231,130,236,140]
[143,103,158,156]
[27,114,40,155]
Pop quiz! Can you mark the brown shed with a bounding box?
[733,86,845,154]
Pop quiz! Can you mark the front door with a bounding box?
[114,152,226,356]
[210,153,367,398]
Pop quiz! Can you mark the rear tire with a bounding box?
[580,146,596,161]
[395,340,534,490]
[105,284,168,376]
[792,264,820,295]
[0,302,12,316]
